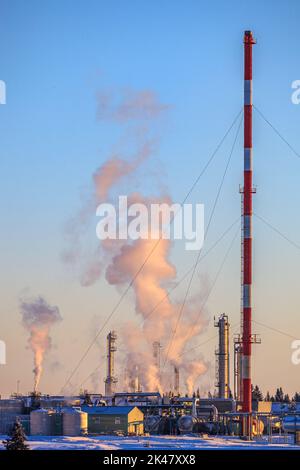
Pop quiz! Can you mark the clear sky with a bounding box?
[0,0,300,397]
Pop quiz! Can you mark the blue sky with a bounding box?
[0,0,300,396]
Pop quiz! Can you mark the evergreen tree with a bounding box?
[292,392,300,402]
[290,400,297,410]
[265,391,271,401]
[252,384,263,401]
[3,419,29,451]
[284,394,291,403]
[275,387,284,402]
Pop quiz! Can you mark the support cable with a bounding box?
[254,213,300,251]
[162,117,243,369]
[254,106,300,160]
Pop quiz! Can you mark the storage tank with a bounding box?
[177,415,197,433]
[30,409,53,435]
[144,415,161,433]
[282,416,300,433]
[177,397,201,434]
[62,408,88,436]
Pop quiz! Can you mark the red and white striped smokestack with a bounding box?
[242,30,256,415]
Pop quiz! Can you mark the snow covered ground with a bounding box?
[0,434,298,450]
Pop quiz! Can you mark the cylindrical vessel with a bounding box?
[215,314,230,399]
[282,416,300,433]
[177,415,197,434]
[144,415,161,433]
[62,408,88,436]
[30,409,53,435]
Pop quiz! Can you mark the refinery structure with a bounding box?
[1,31,300,446]
[0,317,300,442]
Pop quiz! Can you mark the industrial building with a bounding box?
[0,399,29,434]
[29,405,144,436]
[82,406,144,436]
[1,393,300,441]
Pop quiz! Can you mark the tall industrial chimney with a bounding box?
[214,314,230,399]
[129,365,142,393]
[104,331,118,396]
[153,341,161,373]
[241,31,260,428]
[174,366,179,395]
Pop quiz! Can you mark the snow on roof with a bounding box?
[62,408,86,414]
[81,406,139,415]
[31,408,49,412]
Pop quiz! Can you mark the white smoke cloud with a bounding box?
[62,86,208,394]
[105,213,209,393]
[96,88,170,123]
[20,296,62,392]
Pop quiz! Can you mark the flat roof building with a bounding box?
[82,406,144,436]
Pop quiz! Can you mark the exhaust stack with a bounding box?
[240,31,260,433]
[214,314,230,399]
[174,366,179,395]
[104,331,118,396]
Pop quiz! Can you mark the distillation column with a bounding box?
[215,314,230,399]
[104,331,118,396]
[174,366,180,396]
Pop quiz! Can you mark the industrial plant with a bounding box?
[0,314,300,443]
[1,28,299,451]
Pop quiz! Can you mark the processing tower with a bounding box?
[104,331,118,396]
[215,314,230,399]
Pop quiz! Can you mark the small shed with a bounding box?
[252,401,272,413]
[83,406,144,435]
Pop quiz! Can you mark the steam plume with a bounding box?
[105,213,208,393]
[20,296,62,392]
[63,87,208,394]
[96,88,170,122]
